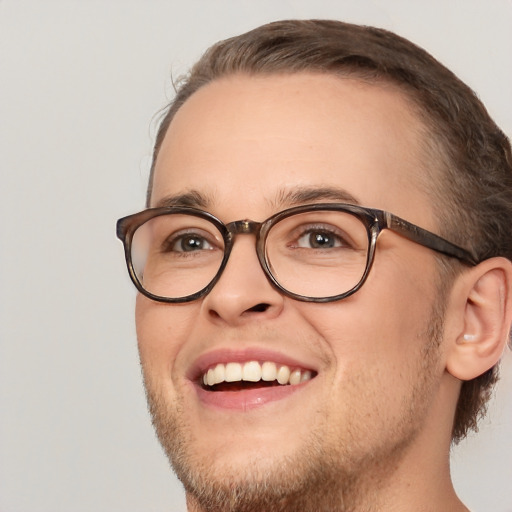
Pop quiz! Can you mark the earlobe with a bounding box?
[445,257,512,381]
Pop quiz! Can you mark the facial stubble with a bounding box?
[141,302,446,512]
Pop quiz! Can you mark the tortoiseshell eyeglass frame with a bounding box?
[116,203,478,304]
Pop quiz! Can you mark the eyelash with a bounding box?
[162,230,218,254]
[288,224,353,249]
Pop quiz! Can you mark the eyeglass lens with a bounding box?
[130,210,370,300]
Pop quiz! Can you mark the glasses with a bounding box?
[116,203,477,303]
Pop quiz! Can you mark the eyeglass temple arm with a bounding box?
[382,211,478,266]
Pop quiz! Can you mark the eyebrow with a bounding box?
[153,185,361,212]
[271,186,361,209]
[153,190,213,209]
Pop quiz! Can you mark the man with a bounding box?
[117,20,512,511]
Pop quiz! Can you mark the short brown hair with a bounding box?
[148,19,512,442]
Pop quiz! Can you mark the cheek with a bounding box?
[135,295,199,376]
[297,286,441,441]
[297,259,438,379]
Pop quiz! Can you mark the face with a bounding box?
[137,74,451,511]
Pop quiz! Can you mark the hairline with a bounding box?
[147,70,450,236]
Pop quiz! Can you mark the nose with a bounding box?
[201,234,285,325]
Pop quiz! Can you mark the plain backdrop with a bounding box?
[1,1,511,511]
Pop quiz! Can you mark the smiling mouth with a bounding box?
[201,361,315,390]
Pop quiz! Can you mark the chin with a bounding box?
[146,381,348,511]
[164,424,346,512]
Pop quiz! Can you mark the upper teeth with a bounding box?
[202,361,313,387]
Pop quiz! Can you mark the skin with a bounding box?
[136,73,470,511]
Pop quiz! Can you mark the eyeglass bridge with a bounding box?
[227,219,262,235]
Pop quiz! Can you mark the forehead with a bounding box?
[152,73,435,227]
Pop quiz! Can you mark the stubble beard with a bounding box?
[142,303,446,512]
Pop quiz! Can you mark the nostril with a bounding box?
[248,303,270,313]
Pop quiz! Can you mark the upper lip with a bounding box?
[187,347,318,382]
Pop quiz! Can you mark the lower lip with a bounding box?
[195,381,310,410]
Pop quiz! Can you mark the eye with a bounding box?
[165,232,216,253]
[295,228,346,249]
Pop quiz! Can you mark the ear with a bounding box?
[445,257,512,381]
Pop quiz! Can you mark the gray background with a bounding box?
[1,1,511,511]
